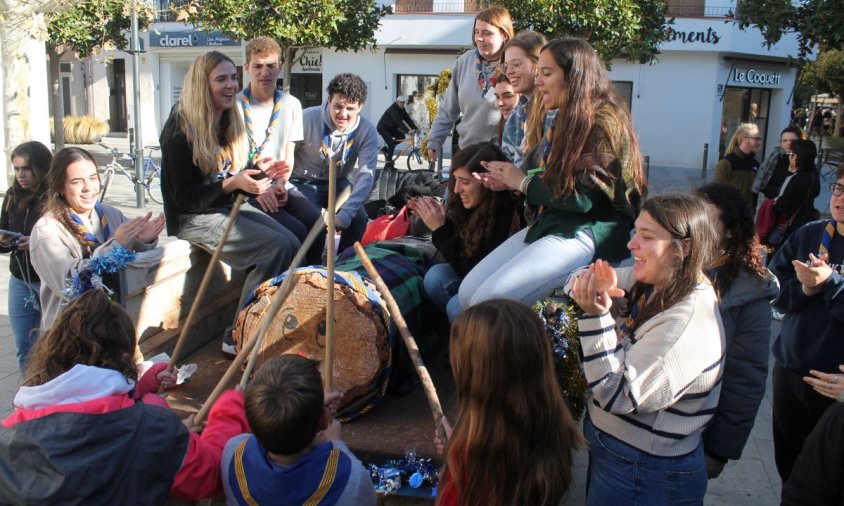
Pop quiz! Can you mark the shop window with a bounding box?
[719,86,770,158]
[613,81,633,112]
[395,74,439,130]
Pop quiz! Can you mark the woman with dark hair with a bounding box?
[425,6,513,160]
[0,141,50,369]
[409,142,520,320]
[695,182,779,479]
[0,290,248,503]
[464,37,646,308]
[29,147,163,333]
[767,138,820,250]
[437,299,582,506]
[568,194,724,504]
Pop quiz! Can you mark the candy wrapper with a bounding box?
[533,294,589,419]
[368,450,439,495]
[143,352,197,385]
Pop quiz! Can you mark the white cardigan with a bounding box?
[29,204,156,332]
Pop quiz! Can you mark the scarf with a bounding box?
[241,86,283,165]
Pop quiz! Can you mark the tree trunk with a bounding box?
[282,46,300,93]
[47,44,66,150]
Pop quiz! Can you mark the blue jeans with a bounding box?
[8,275,40,371]
[584,414,708,506]
[458,227,595,308]
[423,263,462,321]
[290,177,368,254]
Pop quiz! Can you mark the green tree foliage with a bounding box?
[732,0,844,57]
[801,49,844,134]
[180,0,391,89]
[46,0,152,147]
[484,0,672,65]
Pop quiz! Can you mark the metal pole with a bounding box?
[643,155,650,180]
[701,143,709,180]
[130,3,144,208]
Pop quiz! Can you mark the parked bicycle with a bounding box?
[383,130,430,171]
[98,144,163,204]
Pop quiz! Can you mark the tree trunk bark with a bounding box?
[47,44,66,150]
[282,46,300,93]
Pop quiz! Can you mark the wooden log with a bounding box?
[167,195,245,372]
[352,242,447,444]
[193,187,352,423]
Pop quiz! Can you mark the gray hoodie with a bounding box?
[427,49,501,153]
[292,102,379,226]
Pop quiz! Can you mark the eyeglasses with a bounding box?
[830,183,844,197]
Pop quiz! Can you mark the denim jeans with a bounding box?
[458,227,595,308]
[8,275,40,371]
[584,414,708,506]
[290,177,368,254]
[423,263,463,321]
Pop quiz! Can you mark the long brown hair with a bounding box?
[695,183,766,293]
[24,290,138,387]
[178,51,248,176]
[537,38,645,200]
[439,299,582,506]
[630,194,717,326]
[8,141,51,212]
[45,147,102,250]
[447,143,514,258]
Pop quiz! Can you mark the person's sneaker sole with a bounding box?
[221,341,237,359]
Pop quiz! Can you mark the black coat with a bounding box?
[377,102,418,136]
[0,189,47,282]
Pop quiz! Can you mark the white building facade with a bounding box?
[57,0,800,171]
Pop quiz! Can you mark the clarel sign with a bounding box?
[151,31,237,48]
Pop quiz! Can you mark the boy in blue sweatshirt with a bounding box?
[221,355,376,505]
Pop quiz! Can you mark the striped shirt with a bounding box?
[572,267,725,457]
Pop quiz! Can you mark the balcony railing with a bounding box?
[666,0,734,18]
[393,0,479,13]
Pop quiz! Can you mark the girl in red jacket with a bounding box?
[0,289,248,504]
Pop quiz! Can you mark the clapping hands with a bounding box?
[114,212,165,247]
[571,260,625,315]
[793,252,833,296]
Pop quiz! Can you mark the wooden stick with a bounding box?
[352,242,446,444]
[167,195,245,372]
[324,158,337,391]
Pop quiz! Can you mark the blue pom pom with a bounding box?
[409,472,423,488]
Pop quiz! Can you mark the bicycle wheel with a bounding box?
[99,167,115,203]
[146,168,163,204]
[406,148,427,171]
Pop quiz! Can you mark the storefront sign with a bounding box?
[667,27,721,45]
[731,68,782,86]
[292,49,322,73]
[151,31,237,48]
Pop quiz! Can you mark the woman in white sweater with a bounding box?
[568,194,725,505]
[425,6,513,160]
[30,148,163,332]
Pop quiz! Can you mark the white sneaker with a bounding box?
[221,341,237,359]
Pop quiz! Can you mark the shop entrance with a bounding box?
[719,87,770,158]
[107,59,128,133]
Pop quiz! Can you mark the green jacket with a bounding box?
[523,108,643,263]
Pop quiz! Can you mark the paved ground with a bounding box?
[0,139,791,503]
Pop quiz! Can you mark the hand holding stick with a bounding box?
[353,242,447,445]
